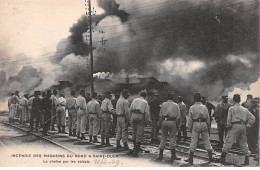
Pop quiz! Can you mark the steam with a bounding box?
[48,0,258,102]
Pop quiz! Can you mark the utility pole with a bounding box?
[88,0,94,93]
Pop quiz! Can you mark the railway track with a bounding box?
[1,122,77,155]
[2,120,258,167]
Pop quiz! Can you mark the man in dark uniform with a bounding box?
[111,93,120,136]
[214,95,232,146]
[30,91,42,132]
[42,90,52,136]
[149,93,160,143]
[201,96,215,135]
[247,98,259,154]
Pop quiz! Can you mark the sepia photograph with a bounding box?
[0,0,259,167]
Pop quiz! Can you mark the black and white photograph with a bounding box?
[0,0,259,167]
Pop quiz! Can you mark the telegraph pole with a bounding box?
[88,0,94,93]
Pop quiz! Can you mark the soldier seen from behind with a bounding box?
[149,93,160,144]
[42,90,52,136]
[129,91,150,157]
[30,91,41,132]
[214,95,232,147]
[176,96,188,143]
[156,91,181,162]
[100,91,115,146]
[220,94,255,165]
[185,93,213,165]
[87,92,102,143]
[116,90,130,150]
[66,90,77,137]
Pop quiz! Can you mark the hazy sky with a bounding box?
[0,0,103,68]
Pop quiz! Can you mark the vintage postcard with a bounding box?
[0,0,259,167]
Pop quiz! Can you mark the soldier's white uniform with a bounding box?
[56,96,66,128]
[130,97,150,143]
[116,96,130,143]
[28,96,35,122]
[87,98,102,138]
[222,103,255,155]
[9,95,19,120]
[100,98,114,139]
[159,100,181,150]
[66,96,77,133]
[76,95,87,134]
[19,97,28,124]
[187,102,212,152]
[50,94,58,130]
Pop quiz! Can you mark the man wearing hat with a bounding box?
[149,93,161,143]
[30,91,42,132]
[129,91,150,157]
[76,89,87,140]
[50,89,58,131]
[220,94,255,165]
[9,91,20,123]
[19,94,28,125]
[242,94,253,109]
[66,90,77,137]
[176,96,188,142]
[100,91,115,146]
[116,90,130,150]
[246,98,259,154]
[214,95,232,146]
[185,93,213,164]
[42,90,52,136]
[87,92,102,143]
[156,92,181,162]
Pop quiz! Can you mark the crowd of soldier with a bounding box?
[7,89,259,165]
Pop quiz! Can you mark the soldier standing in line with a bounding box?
[97,94,103,106]
[156,92,181,162]
[28,94,35,124]
[185,93,213,164]
[86,92,102,143]
[85,92,91,133]
[149,93,160,144]
[116,90,130,150]
[30,91,41,132]
[7,93,14,123]
[242,94,253,109]
[201,96,215,135]
[247,98,259,154]
[9,91,20,123]
[41,90,52,136]
[220,94,255,165]
[129,91,150,157]
[76,89,87,140]
[56,94,67,133]
[66,90,77,137]
[50,89,58,131]
[111,93,120,136]
[19,94,28,124]
[100,91,115,146]
[214,95,232,146]
[176,96,188,143]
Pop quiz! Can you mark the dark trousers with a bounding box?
[217,123,228,144]
[111,114,117,135]
[43,110,51,135]
[177,124,187,141]
[30,109,40,130]
[151,119,159,141]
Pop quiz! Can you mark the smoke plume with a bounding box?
[51,0,259,102]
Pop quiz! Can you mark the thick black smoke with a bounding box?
[51,0,259,101]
